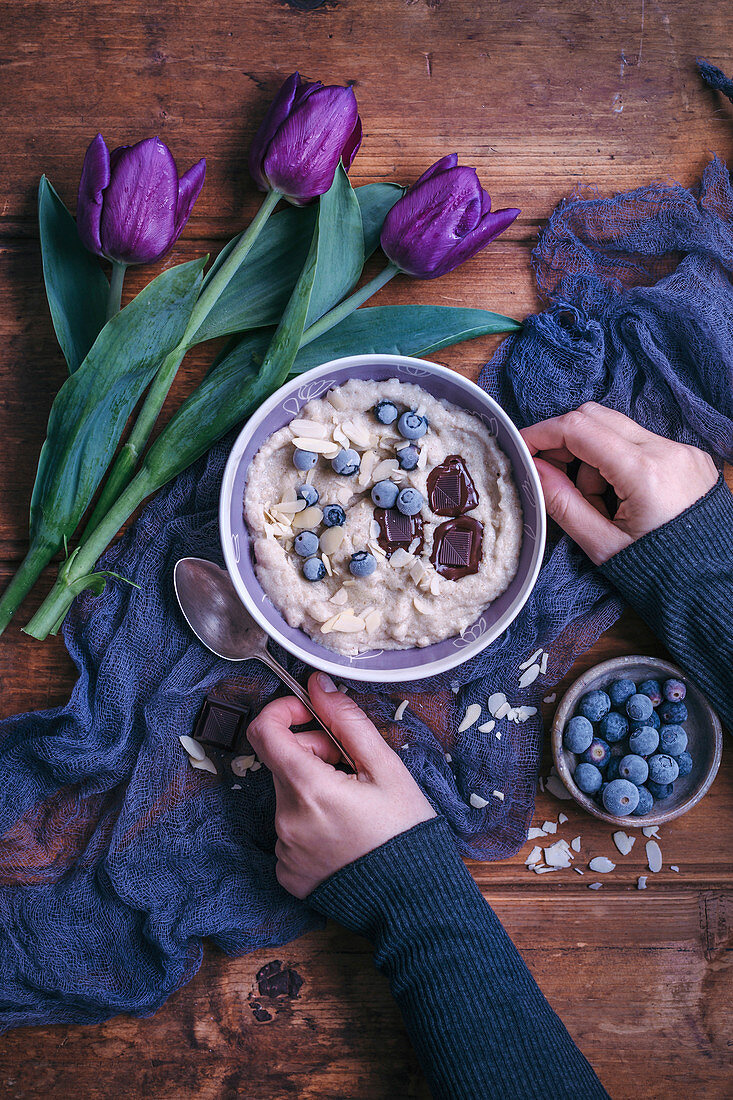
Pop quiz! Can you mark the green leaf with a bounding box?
[38,176,110,373]
[192,181,402,345]
[29,256,207,551]
[291,305,522,373]
[143,168,361,486]
[303,167,363,329]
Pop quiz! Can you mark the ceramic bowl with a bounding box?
[551,655,723,826]
[220,353,545,684]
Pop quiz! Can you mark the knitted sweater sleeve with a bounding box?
[600,474,733,731]
[308,816,609,1100]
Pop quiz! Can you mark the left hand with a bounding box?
[246,672,436,898]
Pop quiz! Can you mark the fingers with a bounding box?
[533,458,631,564]
[307,673,394,776]
[246,696,332,784]
[293,730,342,767]
[521,404,641,496]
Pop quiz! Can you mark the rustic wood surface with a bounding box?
[0,2,731,1098]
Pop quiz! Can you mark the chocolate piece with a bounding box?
[431,516,483,579]
[375,507,424,557]
[427,454,479,516]
[193,695,253,752]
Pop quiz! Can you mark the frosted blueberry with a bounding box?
[563,715,594,753]
[626,693,654,722]
[322,504,346,527]
[608,678,636,707]
[581,738,611,768]
[676,750,693,777]
[647,779,673,800]
[296,483,319,507]
[574,762,603,794]
[373,400,399,425]
[662,678,686,702]
[398,445,420,470]
[598,711,629,743]
[631,785,655,816]
[371,480,399,509]
[302,557,326,582]
[638,679,663,707]
[397,410,428,439]
[648,753,679,784]
[396,487,424,516]
[293,449,318,471]
[618,753,649,785]
[628,725,659,757]
[349,550,377,577]
[331,448,360,476]
[578,690,611,722]
[659,725,688,757]
[602,778,640,816]
[659,700,688,724]
[294,531,319,557]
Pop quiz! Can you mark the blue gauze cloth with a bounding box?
[1,157,732,1030]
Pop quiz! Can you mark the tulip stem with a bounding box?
[80,190,281,542]
[106,262,127,321]
[298,263,400,349]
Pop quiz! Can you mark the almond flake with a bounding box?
[331,611,366,633]
[646,840,663,873]
[642,826,660,838]
[179,735,205,761]
[495,701,511,720]
[478,720,495,734]
[588,882,603,890]
[292,505,323,530]
[413,595,432,614]
[389,548,413,568]
[525,845,543,865]
[372,458,400,481]
[488,692,507,716]
[250,761,262,772]
[430,576,441,596]
[417,447,428,469]
[322,554,333,577]
[309,606,335,623]
[518,664,541,688]
[571,836,581,852]
[370,519,380,539]
[292,437,339,456]
[305,468,315,485]
[342,579,357,587]
[544,842,572,868]
[358,450,379,485]
[273,498,307,514]
[191,756,217,774]
[320,525,345,556]
[542,821,558,834]
[516,705,538,722]
[289,418,329,438]
[545,775,573,800]
[327,388,347,410]
[534,865,560,874]
[612,831,636,856]
[671,865,680,872]
[394,440,410,451]
[364,609,381,633]
[574,868,585,875]
[637,875,648,889]
[469,792,489,810]
[407,537,420,555]
[540,651,549,675]
[282,485,297,502]
[232,784,242,790]
[393,700,409,721]
[329,588,349,606]
[558,813,568,824]
[332,426,349,448]
[492,790,505,802]
[519,647,543,670]
[342,420,372,448]
[231,754,256,776]
[527,827,547,840]
[458,703,482,732]
[337,683,349,693]
[409,559,427,584]
[336,485,353,506]
[320,614,341,634]
[368,540,388,559]
[543,693,557,703]
[589,857,615,873]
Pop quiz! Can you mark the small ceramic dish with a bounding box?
[551,655,723,827]
[220,354,545,684]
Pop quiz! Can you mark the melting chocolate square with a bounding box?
[431,516,483,580]
[193,695,253,752]
[427,455,479,516]
[375,507,424,557]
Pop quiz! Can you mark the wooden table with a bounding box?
[1,2,731,1097]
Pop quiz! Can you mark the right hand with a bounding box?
[246,672,436,899]
[520,403,718,565]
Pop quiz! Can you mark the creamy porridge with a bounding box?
[243,378,522,655]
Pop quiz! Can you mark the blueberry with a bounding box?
[574,762,603,794]
[349,550,377,577]
[578,690,611,722]
[397,444,420,470]
[296,483,319,507]
[659,700,688,724]
[628,725,659,757]
[608,678,636,707]
[563,715,594,753]
[331,448,360,476]
[638,678,663,707]
[322,504,346,527]
[396,487,424,516]
[373,399,399,425]
[676,750,693,777]
[602,778,640,816]
[648,753,679,784]
[294,530,319,557]
[618,753,649,785]
[293,449,318,470]
[631,785,655,816]
[598,711,629,743]
[581,738,611,768]
[397,410,428,440]
[371,480,399,509]
[663,678,686,702]
[609,738,629,758]
[659,724,687,757]
[629,708,655,726]
[647,779,673,800]
[302,557,326,582]
[626,693,654,722]
[606,757,621,781]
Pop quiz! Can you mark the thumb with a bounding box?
[534,458,631,565]
[308,673,395,776]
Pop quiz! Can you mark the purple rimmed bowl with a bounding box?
[219,354,545,683]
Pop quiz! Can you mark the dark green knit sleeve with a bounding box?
[308,817,609,1100]
[600,475,733,731]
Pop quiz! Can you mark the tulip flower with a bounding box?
[249,71,361,205]
[77,134,206,268]
[380,154,520,279]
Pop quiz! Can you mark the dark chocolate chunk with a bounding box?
[256,960,304,999]
[431,516,483,579]
[193,695,253,752]
[427,454,479,516]
[375,507,424,557]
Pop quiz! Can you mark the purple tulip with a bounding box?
[249,72,361,205]
[77,134,206,265]
[380,155,520,279]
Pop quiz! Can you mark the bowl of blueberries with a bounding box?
[551,656,723,826]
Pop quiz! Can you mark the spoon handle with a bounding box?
[255,652,356,771]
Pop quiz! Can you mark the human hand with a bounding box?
[521,403,718,565]
[246,673,436,898]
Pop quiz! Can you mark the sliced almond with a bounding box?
[336,485,353,506]
[292,437,339,457]
[289,418,329,438]
[322,554,333,577]
[368,540,387,559]
[358,450,379,485]
[589,857,616,873]
[458,703,482,732]
[417,447,428,469]
[389,548,412,568]
[179,735,205,761]
[409,559,427,585]
[331,611,366,633]
[369,519,380,539]
[407,537,420,555]
[190,756,217,774]
[478,720,495,734]
[309,605,335,623]
[332,425,349,448]
[320,614,341,634]
[393,700,409,721]
[282,485,297,502]
[612,831,635,856]
[646,840,663,873]
[329,587,349,606]
[327,388,347,410]
[429,575,441,596]
[364,609,381,633]
[518,663,541,688]
[371,458,400,481]
[341,420,372,448]
[305,467,315,485]
[469,792,489,810]
[413,595,432,614]
[292,506,323,529]
[320,525,345,555]
[519,647,543,670]
[273,498,307,514]
[231,754,256,776]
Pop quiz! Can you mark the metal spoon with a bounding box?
[173,556,355,770]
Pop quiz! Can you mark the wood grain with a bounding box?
[0,1,732,1098]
